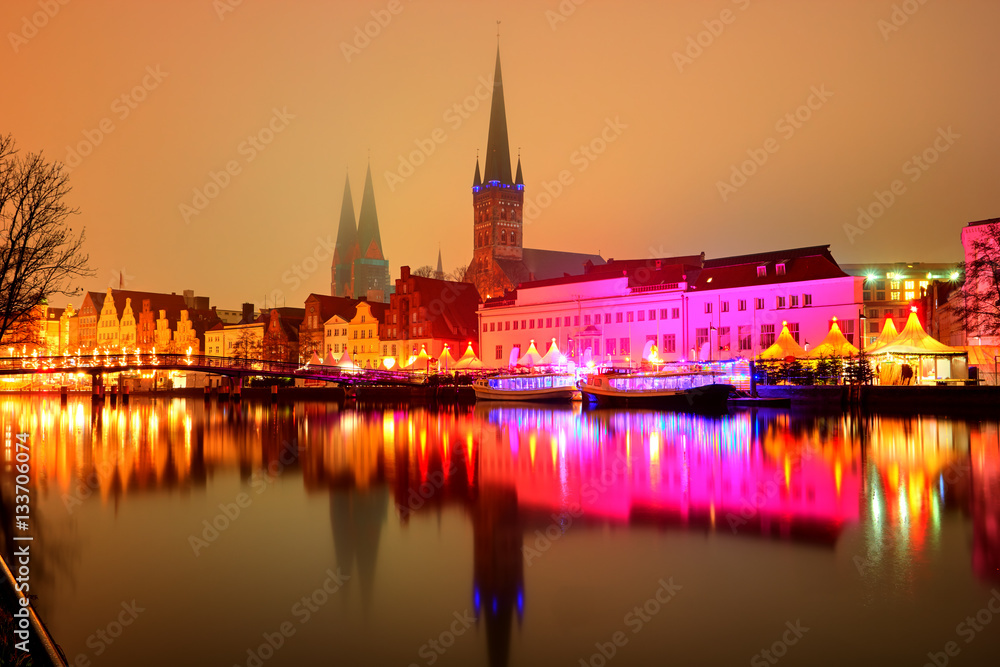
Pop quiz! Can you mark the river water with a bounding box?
[2,396,998,667]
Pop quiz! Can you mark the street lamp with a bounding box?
[859,309,867,352]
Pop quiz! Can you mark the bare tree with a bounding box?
[447,265,471,283]
[411,265,434,278]
[951,222,1000,338]
[231,329,262,361]
[0,134,92,344]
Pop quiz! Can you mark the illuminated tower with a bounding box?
[353,162,391,301]
[468,45,525,300]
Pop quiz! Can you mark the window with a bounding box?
[616,313,623,323]
[876,291,885,301]
[890,291,900,300]
[843,319,855,344]
[637,310,645,322]
[868,321,880,334]
[495,345,503,360]
[738,326,752,352]
[890,280,901,290]
[489,322,495,332]
[574,316,580,326]
[671,308,680,319]
[604,313,612,324]
[392,344,397,355]
[626,311,634,322]
[660,309,669,319]
[721,301,729,313]
[546,318,553,328]
[584,315,591,325]
[382,345,387,355]
[506,321,511,330]
[790,295,799,307]
[904,280,914,290]
[564,317,570,326]
[718,327,730,349]
[788,323,800,344]
[529,319,535,328]
[761,324,776,348]
[606,338,616,355]
[755,298,764,310]
[776,296,786,309]
[776,263,786,275]
[804,294,812,307]
[663,334,676,353]
[649,309,656,321]
[757,266,767,277]
[514,320,519,330]
[704,303,712,314]
[620,338,631,355]
[904,291,915,300]
[696,327,709,349]
[738,300,747,312]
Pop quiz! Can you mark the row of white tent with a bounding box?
[304,342,484,371]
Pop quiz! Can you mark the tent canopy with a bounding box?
[808,319,858,358]
[337,348,356,368]
[869,311,964,356]
[323,350,338,366]
[438,345,458,371]
[865,316,899,354]
[539,339,564,366]
[759,323,807,360]
[517,340,543,367]
[405,346,432,370]
[454,343,484,369]
[308,350,322,366]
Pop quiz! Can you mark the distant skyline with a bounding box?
[3,0,998,308]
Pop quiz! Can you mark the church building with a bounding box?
[331,164,391,302]
[466,46,604,301]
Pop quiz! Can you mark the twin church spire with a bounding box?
[331,163,389,300]
[473,46,523,189]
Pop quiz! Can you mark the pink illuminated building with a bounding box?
[478,245,864,367]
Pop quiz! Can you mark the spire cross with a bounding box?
[497,20,501,43]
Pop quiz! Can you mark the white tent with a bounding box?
[337,348,357,369]
[323,350,338,366]
[759,323,807,360]
[437,345,458,372]
[308,350,322,366]
[538,339,565,366]
[454,343,484,369]
[517,340,544,368]
[405,346,432,371]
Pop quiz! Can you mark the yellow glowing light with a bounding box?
[383,357,395,369]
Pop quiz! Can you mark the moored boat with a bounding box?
[473,373,578,402]
[579,370,733,411]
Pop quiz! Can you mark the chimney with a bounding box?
[241,302,254,324]
[401,266,411,280]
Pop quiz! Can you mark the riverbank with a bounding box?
[756,384,1000,416]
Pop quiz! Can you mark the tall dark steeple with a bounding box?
[357,163,384,261]
[351,162,391,301]
[482,47,513,186]
[332,173,359,297]
[468,41,524,301]
[435,246,444,280]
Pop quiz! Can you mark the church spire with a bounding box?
[357,162,384,260]
[473,156,482,188]
[435,246,444,280]
[333,172,359,297]
[514,154,523,187]
[482,46,513,186]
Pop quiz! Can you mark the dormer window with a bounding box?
[757,265,767,277]
[776,263,786,275]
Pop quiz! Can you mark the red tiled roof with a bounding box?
[691,255,848,291]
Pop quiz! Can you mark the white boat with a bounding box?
[473,373,578,402]
[580,370,733,411]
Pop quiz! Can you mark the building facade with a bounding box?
[478,246,864,367]
[841,262,961,347]
[380,266,480,368]
[347,301,386,368]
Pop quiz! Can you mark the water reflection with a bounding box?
[1,397,998,666]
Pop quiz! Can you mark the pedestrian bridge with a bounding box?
[0,352,429,386]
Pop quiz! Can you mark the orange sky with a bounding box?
[3,0,998,308]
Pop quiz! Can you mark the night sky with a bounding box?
[3,0,998,308]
